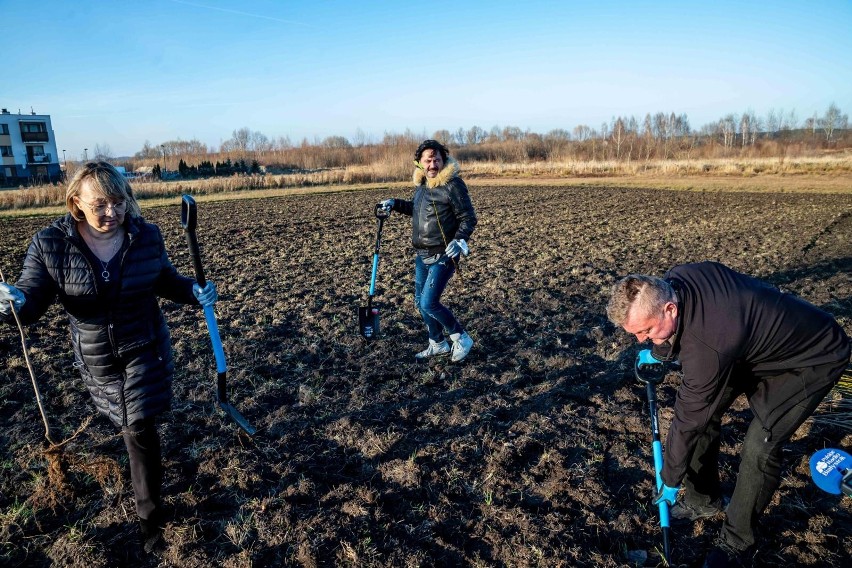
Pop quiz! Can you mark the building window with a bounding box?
[0,124,9,134]
[0,146,12,157]
[4,167,12,177]
[21,122,47,133]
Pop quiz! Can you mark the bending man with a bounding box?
[607,261,850,567]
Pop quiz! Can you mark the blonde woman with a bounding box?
[0,162,217,553]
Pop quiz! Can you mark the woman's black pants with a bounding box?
[681,360,845,552]
[122,417,162,523]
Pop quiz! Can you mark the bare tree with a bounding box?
[502,126,524,141]
[819,103,847,143]
[92,143,113,161]
[274,135,293,150]
[740,110,757,147]
[221,127,252,153]
[807,111,819,139]
[431,130,452,145]
[321,136,351,149]
[780,108,798,131]
[572,124,591,142]
[719,115,737,150]
[453,128,466,146]
[765,109,780,136]
[465,125,485,145]
[611,117,626,160]
[641,114,654,161]
[134,140,160,160]
[351,128,371,148]
[251,131,272,153]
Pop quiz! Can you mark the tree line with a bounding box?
[112,103,848,176]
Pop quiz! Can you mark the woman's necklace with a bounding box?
[92,231,122,282]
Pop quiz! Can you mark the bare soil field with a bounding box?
[1,184,850,567]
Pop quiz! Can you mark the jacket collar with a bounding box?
[652,278,685,361]
[413,157,460,189]
[56,212,142,241]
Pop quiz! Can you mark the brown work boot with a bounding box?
[670,497,727,525]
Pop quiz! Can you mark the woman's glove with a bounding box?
[444,239,469,259]
[193,281,218,307]
[654,483,680,506]
[0,283,25,315]
[378,199,394,214]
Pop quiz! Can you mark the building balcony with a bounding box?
[21,132,49,142]
[27,153,52,164]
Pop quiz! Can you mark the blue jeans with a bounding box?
[414,254,463,342]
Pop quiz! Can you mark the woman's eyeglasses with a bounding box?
[78,199,128,216]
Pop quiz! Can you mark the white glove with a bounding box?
[444,239,469,259]
[192,281,218,307]
[378,199,394,214]
[0,283,26,315]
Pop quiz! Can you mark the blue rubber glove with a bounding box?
[0,283,25,316]
[444,239,469,259]
[192,281,218,307]
[654,483,680,506]
[637,349,662,369]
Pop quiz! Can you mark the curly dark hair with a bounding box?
[414,139,449,162]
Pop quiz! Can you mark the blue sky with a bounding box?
[3,0,850,159]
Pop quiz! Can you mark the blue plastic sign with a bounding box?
[809,448,851,495]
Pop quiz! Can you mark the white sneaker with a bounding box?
[415,339,451,360]
[449,331,474,362]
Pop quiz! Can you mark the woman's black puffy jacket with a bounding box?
[391,158,477,255]
[10,213,197,427]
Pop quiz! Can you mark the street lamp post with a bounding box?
[161,145,166,173]
[83,148,88,161]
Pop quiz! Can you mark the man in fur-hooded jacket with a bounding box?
[377,140,477,362]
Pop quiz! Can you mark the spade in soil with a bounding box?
[359,203,391,340]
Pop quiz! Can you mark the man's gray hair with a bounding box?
[607,274,676,326]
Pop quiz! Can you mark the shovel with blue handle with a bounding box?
[358,203,391,340]
[181,195,256,435]
[635,348,672,565]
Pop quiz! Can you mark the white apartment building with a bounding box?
[0,107,62,186]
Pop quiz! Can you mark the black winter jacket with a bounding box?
[7,213,198,427]
[652,262,850,486]
[391,159,477,255]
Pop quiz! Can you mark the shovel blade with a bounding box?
[219,402,256,436]
[358,305,380,340]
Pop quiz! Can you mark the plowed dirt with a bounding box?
[1,184,850,567]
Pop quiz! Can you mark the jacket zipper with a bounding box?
[66,226,134,426]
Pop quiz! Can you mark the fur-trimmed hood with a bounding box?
[413,157,461,188]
